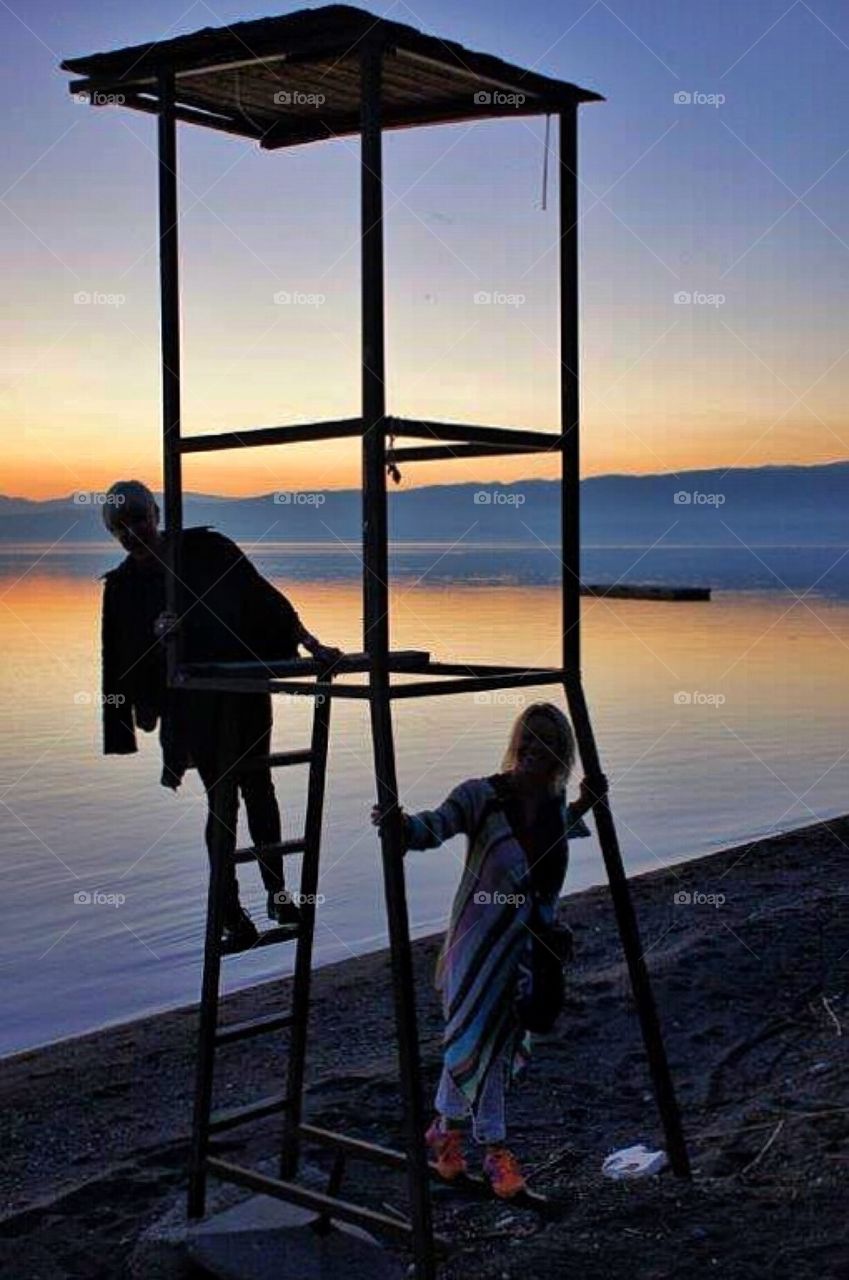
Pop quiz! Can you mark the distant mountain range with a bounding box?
[2,462,848,548]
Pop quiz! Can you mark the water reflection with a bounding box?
[1,554,847,1055]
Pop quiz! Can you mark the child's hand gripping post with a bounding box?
[575,772,609,817]
[370,802,409,854]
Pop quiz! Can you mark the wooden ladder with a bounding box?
[187,677,332,1217]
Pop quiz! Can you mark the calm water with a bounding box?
[2,544,848,1056]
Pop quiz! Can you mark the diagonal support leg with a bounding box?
[563,677,692,1178]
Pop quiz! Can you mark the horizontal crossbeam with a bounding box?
[180,417,363,453]
[300,1123,407,1170]
[260,96,570,149]
[232,838,306,865]
[388,443,548,462]
[240,749,313,771]
[209,1093,289,1133]
[177,415,561,456]
[389,416,561,451]
[414,662,572,676]
[178,650,430,679]
[238,923,300,949]
[176,676,368,697]
[115,91,263,139]
[173,661,579,699]
[215,1011,295,1045]
[390,668,575,698]
[206,1157,449,1245]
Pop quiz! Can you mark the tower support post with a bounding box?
[360,41,437,1278]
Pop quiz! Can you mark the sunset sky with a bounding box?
[2,0,849,498]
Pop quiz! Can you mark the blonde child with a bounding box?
[372,702,606,1198]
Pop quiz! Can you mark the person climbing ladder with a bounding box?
[100,479,343,950]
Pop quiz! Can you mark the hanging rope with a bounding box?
[386,426,402,484]
[541,114,551,211]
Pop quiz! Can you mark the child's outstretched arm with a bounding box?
[370,779,478,852]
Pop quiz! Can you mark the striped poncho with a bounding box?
[404,775,591,1108]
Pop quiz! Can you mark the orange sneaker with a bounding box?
[483,1146,526,1199]
[425,1119,468,1181]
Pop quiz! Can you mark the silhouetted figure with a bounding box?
[373,703,606,1199]
[101,479,342,950]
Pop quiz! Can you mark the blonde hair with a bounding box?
[501,702,577,796]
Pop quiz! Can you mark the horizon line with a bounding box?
[4,455,848,506]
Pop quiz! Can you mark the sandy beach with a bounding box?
[1,817,848,1279]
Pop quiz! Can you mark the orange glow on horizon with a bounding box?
[3,422,846,502]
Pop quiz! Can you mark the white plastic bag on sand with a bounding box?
[602,1144,668,1180]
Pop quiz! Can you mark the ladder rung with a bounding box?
[299,1123,407,1170]
[215,1011,295,1045]
[232,839,306,864]
[209,1092,289,1133]
[240,749,312,772]
[252,923,301,949]
[206,1157,448,1245]
[221,923,300,955]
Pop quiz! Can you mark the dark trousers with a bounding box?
[188,692,284,917]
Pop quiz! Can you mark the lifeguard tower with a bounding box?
[63,8,690,1277]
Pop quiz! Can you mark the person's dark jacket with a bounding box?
[101,527,301,786]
